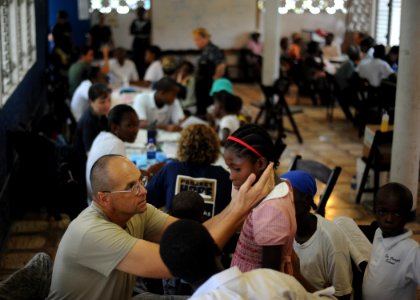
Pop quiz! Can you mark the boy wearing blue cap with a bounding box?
[282,170,353,300]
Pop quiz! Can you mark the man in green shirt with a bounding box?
[68,46,109,97]
[47,155,274,300]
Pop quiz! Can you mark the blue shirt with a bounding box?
[146,161,231,220]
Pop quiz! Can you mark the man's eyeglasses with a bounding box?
[103,176,148,195]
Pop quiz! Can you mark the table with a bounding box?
[125,129,228,170]
[110,85,151,107]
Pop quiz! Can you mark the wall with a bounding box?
[99,10,137,50]
[0,0,49,246]
[105,6,346,52]
[152,0,256,50]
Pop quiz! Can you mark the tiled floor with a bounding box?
[1,83,419,295]
[234,82,420,234]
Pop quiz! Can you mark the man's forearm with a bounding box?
[213,63,226,80]
[204,162,275,249]
[203,203,244,249]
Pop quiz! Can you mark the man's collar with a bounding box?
[90,201,109,221]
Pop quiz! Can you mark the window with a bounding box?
[388,0,400,46]
[0,0,36,107]
[375,0,401,46]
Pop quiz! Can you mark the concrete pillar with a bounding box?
[261,0,280,86]
[390,0,420,212]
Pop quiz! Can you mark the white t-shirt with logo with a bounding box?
[363,228,420,300]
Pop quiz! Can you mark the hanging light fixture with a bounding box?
[258,0,348,14]
[90,0,149,14]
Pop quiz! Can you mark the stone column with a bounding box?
[261,0,280,86]
[390,0,420,213]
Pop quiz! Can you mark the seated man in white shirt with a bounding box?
[136,45,164,88]
[108,47,139,86]
[133,77,185,132]
[358,44,395,87]
[85,104,140,198]
[70,66,108,121]
[160,219,336,299]
[322,33,341,60]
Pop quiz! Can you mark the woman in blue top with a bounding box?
[146,124,231,220]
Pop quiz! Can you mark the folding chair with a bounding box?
[0,252,52,299]
[355,130,393,204]
[354,78,382,137]
[289,155,342,216]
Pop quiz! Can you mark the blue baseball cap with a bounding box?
[281,170,317,197]
[209,78,233,96]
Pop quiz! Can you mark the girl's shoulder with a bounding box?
[260,182,291,203]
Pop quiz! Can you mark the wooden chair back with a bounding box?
[289,155,342,216]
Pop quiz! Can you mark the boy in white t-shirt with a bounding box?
[133,77,185,132]
[211,91,241,144]
[108,47,139,86]
[282,170,353,299]
[142,45,164,87]
[363,182,420,300]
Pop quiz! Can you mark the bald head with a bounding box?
[90,155,134,200]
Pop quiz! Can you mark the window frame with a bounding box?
[375,0,400,46]
[0,0,36,107]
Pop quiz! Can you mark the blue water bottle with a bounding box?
[146,138,157,166]
[147,120,157,145]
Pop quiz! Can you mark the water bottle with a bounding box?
[147,120,157,145]
[380,110,389,132]
[350,175,357,202]
[146,138,157,166]
[351,175,357,190]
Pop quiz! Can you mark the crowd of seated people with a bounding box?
[5,134,418,299]
[7,10,411,299]
[46,12,402,195]
[277,30,398,132]
[46,15,241,217]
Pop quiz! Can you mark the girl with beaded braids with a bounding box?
[223,124,296,275]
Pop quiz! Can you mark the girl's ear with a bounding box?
[256,157,269,172]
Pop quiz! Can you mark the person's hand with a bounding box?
[206,113,216,128]
[291,249,301,273]
[102,46,109,59]
[165,124,182,132]
[146,162,167,177]
[176,72,185,84]
[231,162,275,218]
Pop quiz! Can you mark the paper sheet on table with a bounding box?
[180,116,209,128]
